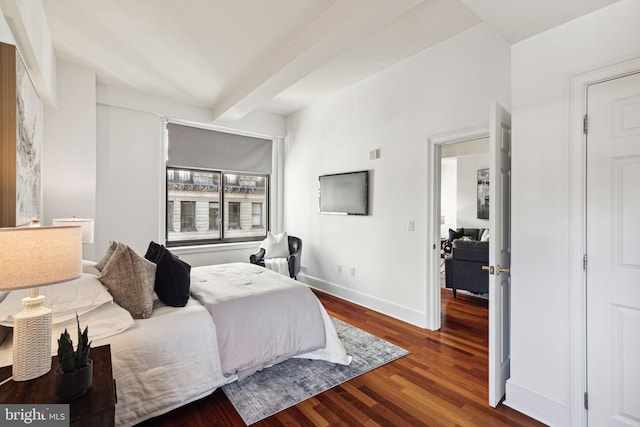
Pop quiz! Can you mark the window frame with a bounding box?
[165,167,270,247]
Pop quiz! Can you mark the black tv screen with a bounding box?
[319,170,369,215]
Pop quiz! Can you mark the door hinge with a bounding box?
[584,392,589,410]
[583,115,589,134]
[583,254,588,271]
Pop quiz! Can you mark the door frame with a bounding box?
[426,125,489,331]
[568,56,640,427]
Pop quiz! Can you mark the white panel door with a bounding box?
[587,72,640,426]
[488,102,511,407]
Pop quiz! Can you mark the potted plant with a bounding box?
[54,315,92,401]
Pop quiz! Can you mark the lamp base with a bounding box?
[12,295,52,381]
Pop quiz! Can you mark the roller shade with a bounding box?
[167,123,273,174]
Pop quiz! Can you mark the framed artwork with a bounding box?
[477,168,489,219]
[15,49,43,227]
[0,42,42,227]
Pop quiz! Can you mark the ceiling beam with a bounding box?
[212,0,424,121]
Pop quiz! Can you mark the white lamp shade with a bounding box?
[52,218,94,244]
[0,226,82,381]
[0,226,83,290]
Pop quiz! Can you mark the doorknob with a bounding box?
[482,265,495,275]
[496,265,510,275]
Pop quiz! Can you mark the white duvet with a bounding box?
[0,262,351,426]
[190,263,351,380]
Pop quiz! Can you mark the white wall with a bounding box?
[508,0,640,424]
[455,153,489,229]
[440,158,457,238]
[284,23,510,327]
[43,62,96,258]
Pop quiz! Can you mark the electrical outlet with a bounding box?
[338,264,342,273]
[350,266,356,276]
[407,220,415,231]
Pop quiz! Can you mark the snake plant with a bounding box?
[57,314,91,373]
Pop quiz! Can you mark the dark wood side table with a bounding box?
[0,344,116,427]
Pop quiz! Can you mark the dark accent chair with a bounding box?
[249,235,302,279]
[444,230,489,298]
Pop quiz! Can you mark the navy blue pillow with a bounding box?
[448,228,463,242]
[144,241,191,307]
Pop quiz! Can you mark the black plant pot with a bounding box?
[54,359,93,402]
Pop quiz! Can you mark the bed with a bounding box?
[0,260,351,426]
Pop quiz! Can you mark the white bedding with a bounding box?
[0,262,350,426]
[0,298,232,426]
[191,263,351,379]
[96,298,235,426]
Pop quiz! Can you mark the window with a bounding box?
[166,167,269,245]
[167,201,175,232]
[180,201,196,232]
[209,202,219,231]
[228,202,241,229]
[166,123,272,246]
[252,203,263,228]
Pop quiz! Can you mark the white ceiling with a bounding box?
[40,0,620,120]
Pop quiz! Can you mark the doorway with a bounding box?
[426,125,489,332]
[439,138,490,293]
[427,103,512,407]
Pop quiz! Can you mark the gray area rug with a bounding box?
[222,317,410,425]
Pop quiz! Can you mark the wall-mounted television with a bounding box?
[319,170,369,215]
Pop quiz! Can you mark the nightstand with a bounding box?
[0,344,116,427]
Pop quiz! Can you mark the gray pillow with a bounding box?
[95,241,118,271]
[99,243,156,319]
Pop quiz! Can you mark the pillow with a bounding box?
[99,243,156,319]
[51,301,135,344]
[144,241,191,307]
[82,260,101,276]
[95,241,118,271]
[264,231,290,259]
[0,274,114,326]
[480,229,490,242]
[448,228,463,242]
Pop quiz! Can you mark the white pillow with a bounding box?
[52,302,134,344]
[264,231,290,259]
[82,260,101,276]
[0,274,114,326]
[480,229,490,242]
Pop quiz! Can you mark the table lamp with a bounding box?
[0,226,82,381]
[52,218,94,244]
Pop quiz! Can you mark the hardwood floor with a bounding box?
[139,289,544,427]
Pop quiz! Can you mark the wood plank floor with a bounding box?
[138,289,545,427]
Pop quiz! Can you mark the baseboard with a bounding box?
[299,273,427,328]
[505,379,566,426]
